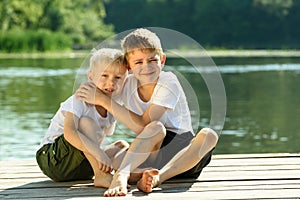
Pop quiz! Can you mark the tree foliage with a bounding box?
[0,0,299,51]
[104,0,300,49]
[0,0,114,51]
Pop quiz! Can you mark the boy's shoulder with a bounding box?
[61,94,93,110]
[160,71,176,78]
[159,71,179,83]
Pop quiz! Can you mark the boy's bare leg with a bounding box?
[83,152,113,188]
[104,121,166,197]
[100,134,149,184]
[137,128,218,193]
[104,140,129,169]
[78,117,119,188]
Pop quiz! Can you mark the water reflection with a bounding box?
[0,58,300,160]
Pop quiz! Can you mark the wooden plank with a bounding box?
[3,162,300,174]
[204,165,300,172]
[1,154,300,200]
[2,168,299,181]
[209,157,300,166]
[1,185,299,200]
[199,170,300,181]
[212,153,300,159]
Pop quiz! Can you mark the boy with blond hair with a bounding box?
[36,48,128,188]
[76,29,218,196]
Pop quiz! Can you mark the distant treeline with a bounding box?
[104,0,300,49]
[1,0,299,52]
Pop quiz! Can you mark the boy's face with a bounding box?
[127,49,166,85]
[88,63,127,97]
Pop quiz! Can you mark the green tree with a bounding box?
[40,0,114,45]
[253,0,293,18]
[104,0,300,49]
[0,0,44,31]
[0,0,114,51]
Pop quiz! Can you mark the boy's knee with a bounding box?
[198,128,218,146]
[139,121,166,140]
[79,116,94,126]
[147,121,166,137]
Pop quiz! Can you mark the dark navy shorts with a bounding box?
[142,130,214,179]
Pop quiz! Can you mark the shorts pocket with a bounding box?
[36,144,56,179]
[36,145,50,171]
[50,136,69,166]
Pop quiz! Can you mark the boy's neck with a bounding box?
[138,82,156,102]
[95,105,107,117]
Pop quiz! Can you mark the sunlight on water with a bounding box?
[167,63,300,74]
[0,67,75,77]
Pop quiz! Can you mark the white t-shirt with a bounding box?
[40,95,116,146]
[120,71,193,135]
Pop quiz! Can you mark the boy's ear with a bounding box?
[126,64,133,74]
[161,53,167,67]
[87,71,93,81]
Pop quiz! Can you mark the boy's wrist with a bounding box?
[94,90,105,106]
[101,93,111,108]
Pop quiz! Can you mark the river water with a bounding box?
[0,56,299,160]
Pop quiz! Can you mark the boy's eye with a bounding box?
[149,59,157,62]
[101,74,108,78]
[114,76,121,79]
[134,61,143,65]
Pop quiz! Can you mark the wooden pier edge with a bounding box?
[1,153,300,199]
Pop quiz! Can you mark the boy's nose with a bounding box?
[108,79,116,87]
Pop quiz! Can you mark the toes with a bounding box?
[104,187,127,197]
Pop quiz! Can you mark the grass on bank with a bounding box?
[0,30,73,53]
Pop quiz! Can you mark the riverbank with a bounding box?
[1,49,300,59]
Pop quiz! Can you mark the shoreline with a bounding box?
[1,49,300,59]
[168,49,300,58]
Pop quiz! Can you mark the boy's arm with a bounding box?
[104,98,167,134]
[76,83,167,134]
[63,111,113,172]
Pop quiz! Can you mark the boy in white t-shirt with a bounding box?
[76,29,218,196]
[36,48,128,189]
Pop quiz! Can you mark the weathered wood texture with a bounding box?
[1,153,299,199]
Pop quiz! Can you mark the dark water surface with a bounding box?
[1,57,299,160]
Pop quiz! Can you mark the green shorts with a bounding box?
[36,135,93,182]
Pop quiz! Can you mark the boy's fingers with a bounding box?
[99,162,112,173]
[88,82,96,87]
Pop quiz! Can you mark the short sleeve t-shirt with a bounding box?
[120,71,193,135]
[40,95,116,146]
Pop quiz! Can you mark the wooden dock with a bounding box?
[1,153,299,199]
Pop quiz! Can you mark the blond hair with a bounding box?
[89,48,125,73]
[121,28,164,59]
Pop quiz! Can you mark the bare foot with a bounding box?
[94,172,113,188]
[104,173,129,197]
[136,169,159,193]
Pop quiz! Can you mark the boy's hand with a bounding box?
[76,82,104,105]
[98,150,113,173]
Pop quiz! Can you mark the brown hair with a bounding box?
[121,28,164,59]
